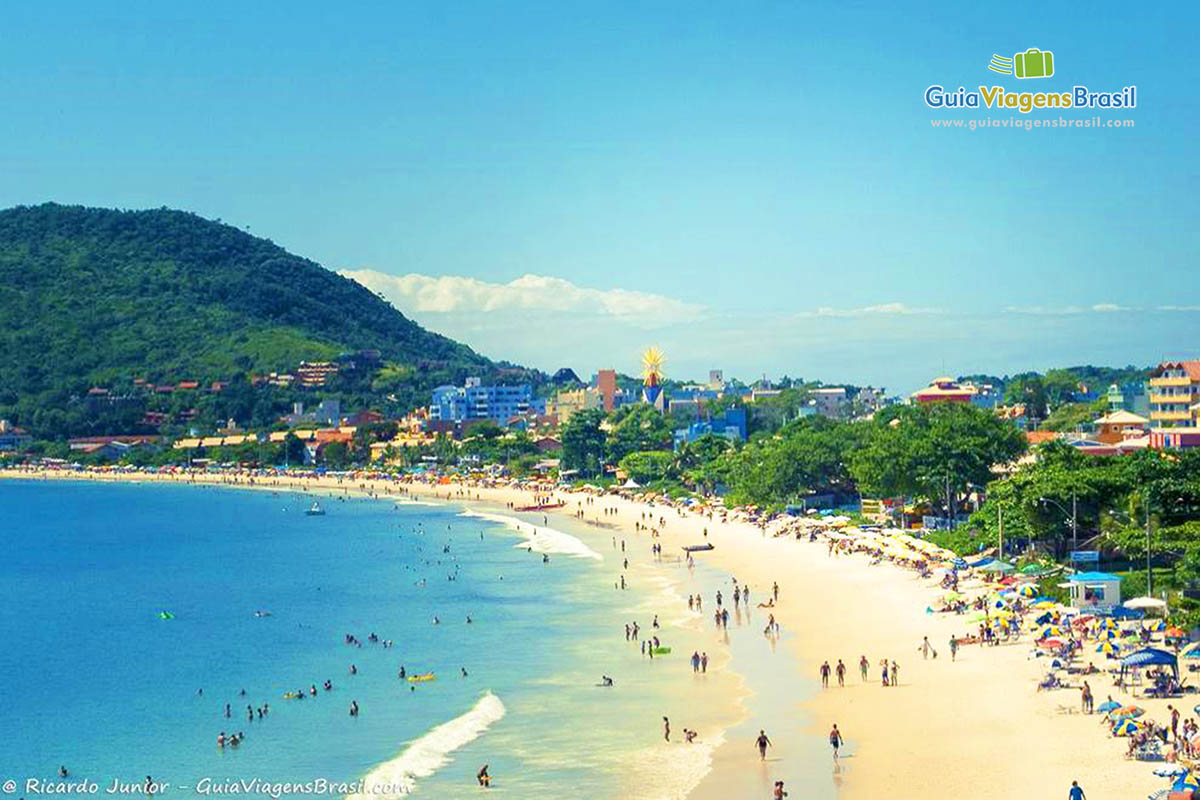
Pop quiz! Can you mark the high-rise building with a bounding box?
[596,369,617,412]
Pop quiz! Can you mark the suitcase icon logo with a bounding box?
[987,48,1055,79]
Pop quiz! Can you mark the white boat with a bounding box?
[305,502,325,516]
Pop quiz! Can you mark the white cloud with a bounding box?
[1005,305,1086,315]
[1006,303,1141,315]
[797,302,940,318]
[1157,305,1200,312]
[341,269,704,328]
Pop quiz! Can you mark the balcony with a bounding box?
[1151,409,1193,422]
[1150,392,1196,405]
[1150,376,1194,387]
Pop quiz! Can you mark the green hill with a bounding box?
[0,203,502,436]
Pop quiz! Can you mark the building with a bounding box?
[912,377,976,404]
[548,387,602,423]
[1106,381,1150,417]
[674,407,748,448]
[963,382,1002,409]
[595,369,618,412]
[1093,410,1150,444]
[0,420,32,452]
[1149,361,1200,428]
[284,399,341,427]
[707,370,725,390]
[297,361,340,388]
[1147,361,1200,449]
[810,387,849,418]
[430,379,534,425]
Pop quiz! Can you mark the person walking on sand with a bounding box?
[692,651,701,673]
[1068,780,1086,800]
[836,659,846,687]
[773,581,779,602]
[755,729,772,760]
[1081,682,1093,714]
[829,724,844,761]
[820,661,831,688]
[949,636,959,662]
[880,659,889,687]
[891,660,899,686]
[859,655,869,681]
[663,716,671,741]
[701,652,708,673]
[919,636,932,660]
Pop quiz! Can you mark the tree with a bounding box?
[1004,375,1048,419]
[606,405,672,463]
[562,408,606,477]
[618,450,675,484]
[849,403,1027,517]
[320,441,350,469]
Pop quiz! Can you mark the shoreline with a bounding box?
[2,467,1167,799]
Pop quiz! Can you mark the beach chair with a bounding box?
[1135,739,1165,761]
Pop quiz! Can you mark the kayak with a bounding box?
[653,647,672,655]
[407,672,436,683]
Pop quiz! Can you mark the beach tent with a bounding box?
[1119,647,1179,683]
[979,560,1016,574]
[1124,596,1168,611]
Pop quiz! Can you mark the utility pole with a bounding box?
[1146,493,1153,597]
[1071,490,1078,553]
[998,503,1004,560]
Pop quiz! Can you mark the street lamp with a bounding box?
[1039,491,1078,553]
[1106,494,1154,598]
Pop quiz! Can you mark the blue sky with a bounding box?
[3,2,1197,391]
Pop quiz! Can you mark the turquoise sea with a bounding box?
[0,480,747,799]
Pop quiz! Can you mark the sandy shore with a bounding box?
[2,467,1169,799]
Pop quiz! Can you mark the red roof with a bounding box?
[1154,360,1200,380]
[1026,431,1060,444]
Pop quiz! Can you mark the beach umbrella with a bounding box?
[1182,643,1200,660]
[1096,641,1120,656]
[1038,638,1065,649]
[1037,626,1064,639]
[1097,618,1119,631]
[1149,620,1167,632]
[1113,718,1145,736]
[1166,626,1187,639]
[1098,629,1118,640]
[1017,584,1038,598]
[1154,765,1187,777]
[1113,705,1145,718]
[1033,601,1058,610]
[1097,700,1121,713]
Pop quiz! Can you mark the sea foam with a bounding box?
[347,692,506,799]
[459,510,602,560]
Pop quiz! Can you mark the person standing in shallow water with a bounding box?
[755,729,772,760]
[663,716,671,741]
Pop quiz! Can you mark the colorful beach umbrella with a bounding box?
[1017,584,1038,598]
[1033,601,1058,610]
[1097,700,1121,713]
[1096,641,1120,656]
[1113,705,1145,719]
[1098,618,1119,631]
[1113,718,1145,736]
[1038,638,1065,649]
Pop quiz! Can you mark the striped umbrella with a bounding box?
[1113,705,1145,718]
[1096,641,1120,656]
[1113,718,1145,736]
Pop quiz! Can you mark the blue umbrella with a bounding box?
[1097,700,1121,713]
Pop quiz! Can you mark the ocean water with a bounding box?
[0,480,741,799]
